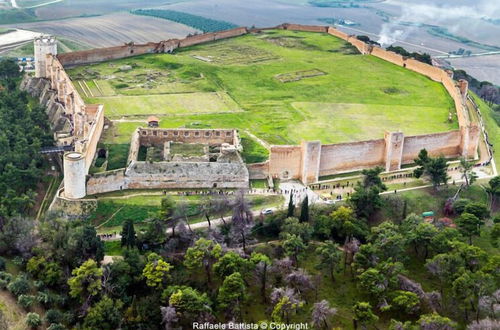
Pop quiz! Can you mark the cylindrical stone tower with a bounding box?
[34,35,57,78]
[63,152,86,199]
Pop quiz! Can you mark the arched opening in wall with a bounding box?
[403,63,406,68]
[130,49,134,54]
[209,156,217,162]
[281,170,290,180]
[213,183,218,188]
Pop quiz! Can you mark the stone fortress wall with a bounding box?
[34,22,481,199]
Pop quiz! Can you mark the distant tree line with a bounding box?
[0,58,52,219]
[131,9,238,33]
[386,45,432,65]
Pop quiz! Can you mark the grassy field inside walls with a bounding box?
[67,29,457,163]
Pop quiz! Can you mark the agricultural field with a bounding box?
[67,29,456,161]
[8,12,199,48]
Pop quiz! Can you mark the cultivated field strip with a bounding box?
[10,12,199,48]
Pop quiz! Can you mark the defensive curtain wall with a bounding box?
[30,23,480,205]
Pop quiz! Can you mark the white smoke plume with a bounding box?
[377,0,500,46]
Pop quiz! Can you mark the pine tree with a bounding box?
[287,194,295,218]
[299,196,309,223]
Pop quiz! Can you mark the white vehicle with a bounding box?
[262,208,273,215]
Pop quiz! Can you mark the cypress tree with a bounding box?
[299,196,309,223]
[121,219,136,248]
[287,194,295,218]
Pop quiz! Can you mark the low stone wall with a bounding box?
[247,161,270,179]
[86,169,127,195]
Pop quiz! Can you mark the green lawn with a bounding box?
[67,29,455,153]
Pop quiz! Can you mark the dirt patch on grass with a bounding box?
[275,69,326,83]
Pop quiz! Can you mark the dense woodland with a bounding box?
[0,59,52,220]
[0,60,499,329]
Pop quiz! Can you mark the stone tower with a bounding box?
[63,152,86,199]
[34,35,57,78]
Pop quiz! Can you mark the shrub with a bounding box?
[18,294,35,309]
[47,324,66,330]
[45,309,64,325]
[7,275,30,296]
[26,312,42,328]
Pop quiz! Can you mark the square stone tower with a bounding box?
[34,35,57,78]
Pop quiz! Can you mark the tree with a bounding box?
[316,241,342,282]
[285,269,313,297]
[230,190,254,252]
[166,286,211,320]
[390,291,420,314]
[0,216,37,258]
[67,225,104,267]
[120,219,136,249]
[299,196,309,223]
[418,313,456,330]
[330,206,367,242]
[160,306,178,330]
[183,238,222,286]
[311,300,337,329]
[0,59,20,79]
[456,213,481,244]
[352,301,378,329]
[487,176,500,209]
[407,222,438,259]
[282,234,306,266]
[83,296,123,330]
[280,217,312,242]
[270,289,303,324]
[350,167,387,219]
[459,157,477,187]
[217,272,246,318]
[213,251,249,278]
[464,202,489,223]
[370,222,406,262]
[287,194,295,218]
[414,149,449,190]
[67,259,103,302]
[25,312,42,329]
[160,196,176,236]
[142,253,172,289]
[250,252,271,303]
[173,201,193,232]
[26,256,63,287]
[490,223,500,247]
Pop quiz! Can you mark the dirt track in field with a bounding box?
[9,12,199,48]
